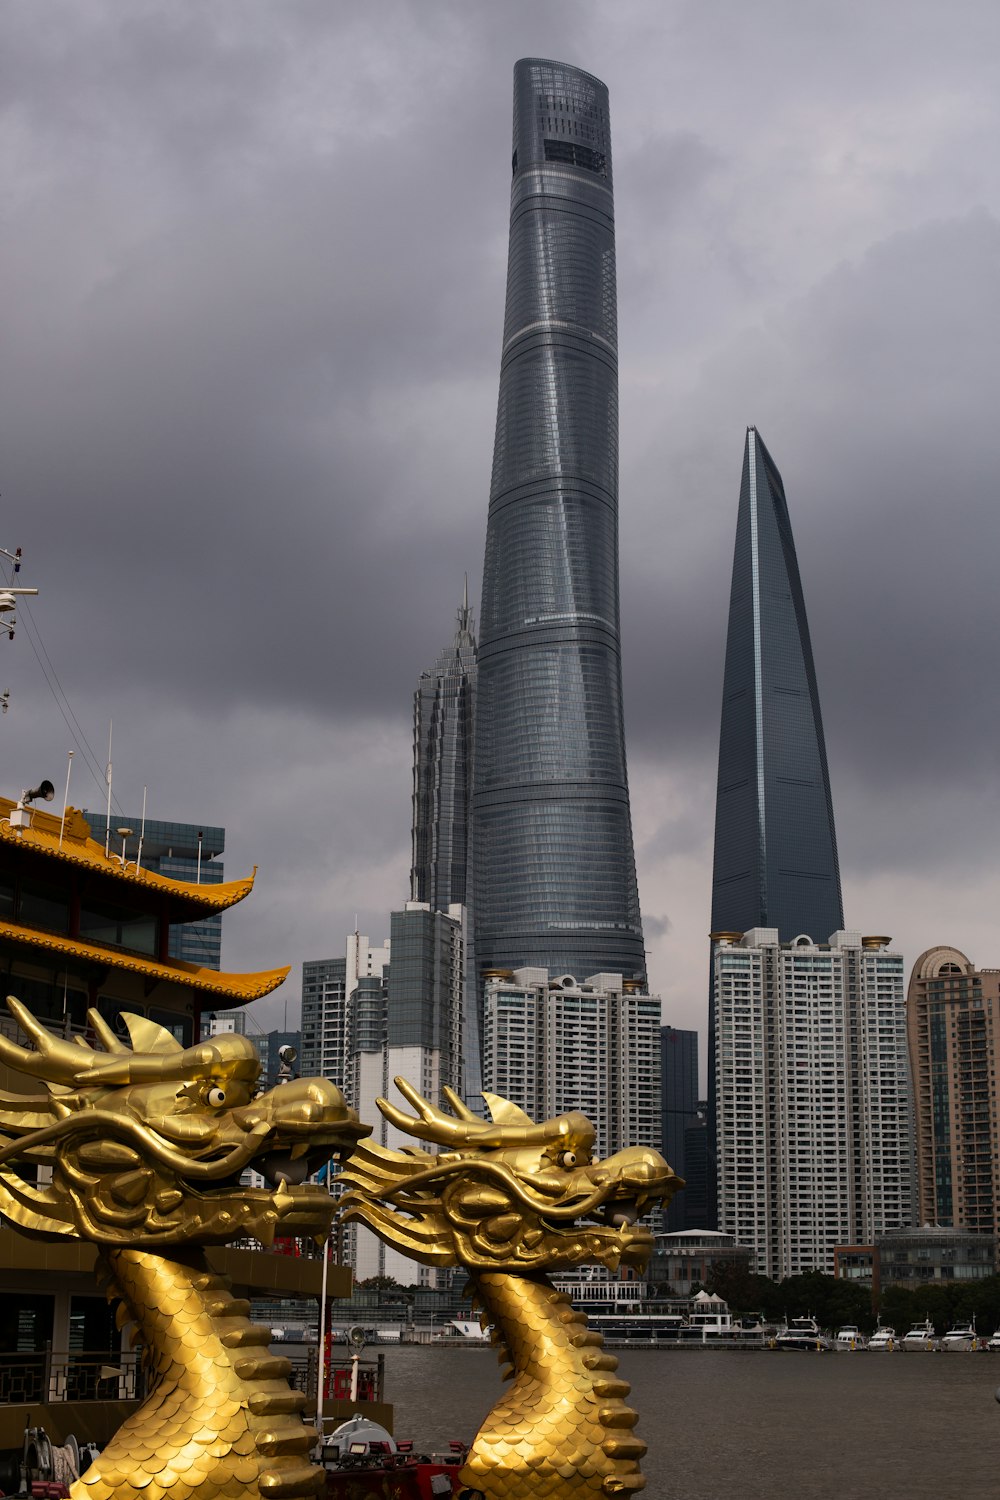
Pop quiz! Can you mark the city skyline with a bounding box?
[2,5,998,1062]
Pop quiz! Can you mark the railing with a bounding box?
[0,1343,384,1408]
[0,1348,145,1406]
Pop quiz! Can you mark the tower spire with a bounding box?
[455,572,475,648]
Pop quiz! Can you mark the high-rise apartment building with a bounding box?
[714,929,912,1278]
[482,967,661,1160]
[82,812,225,969]
[907,946,1000,1240]
[300,957,347,1085]
[472,58,645,988]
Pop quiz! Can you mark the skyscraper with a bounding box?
[907,946,1000,1238]
[411,585,477,912]
[711,427,843,941]
[472,58,645,987]
[411,589,479,1098]
[660,1027,699,1231]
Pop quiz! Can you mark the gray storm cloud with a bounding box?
[1,0,997,1044]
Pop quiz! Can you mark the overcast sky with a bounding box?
[2,1,998,1071]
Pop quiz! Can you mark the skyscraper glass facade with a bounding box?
[472,58,644,985]
[411,590,477,912]
[711,428,843,940]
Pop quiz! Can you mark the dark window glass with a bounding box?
[80,900,157,955]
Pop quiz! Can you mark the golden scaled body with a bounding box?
[0,997,366,1500]
[340,1080,682,1499]
[81,1248,320,1500]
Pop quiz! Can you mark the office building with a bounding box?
[710,428,843,941]
[878,1225,995,1285]
[660,1027,700,1231]
[714,929,912,1278]
[907,946,1000,1241]
[482,967,660,1160]
[472,58,645,988]
[411,585,477,913]
[411,589,480,1098]
[82,812,225,969]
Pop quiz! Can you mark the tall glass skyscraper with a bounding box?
[411,585,477,912]
[708,428,843,1228]
[711,427,843,940]
[472,58,645,985]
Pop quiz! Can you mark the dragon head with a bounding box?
[0,996,366,1246]
[339,1078,681,1275]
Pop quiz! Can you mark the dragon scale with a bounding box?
[340,1079,681,1500]
[466,1272,645,1498]
[0,997,366,1500]
[77,1248,320,1500]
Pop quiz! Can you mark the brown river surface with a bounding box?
[377,1344,1000,1498]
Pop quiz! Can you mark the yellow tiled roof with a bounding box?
[0,921,289,1003]
[0,799,255,915]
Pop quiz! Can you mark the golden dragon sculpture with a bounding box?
[339,1079,681,1500]
[0,996,366,1500]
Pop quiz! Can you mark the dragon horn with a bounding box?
[86,1008,129,1054]
[440,1086,480,1122]
[0,997,95,1084]
[381,1078,582,1149]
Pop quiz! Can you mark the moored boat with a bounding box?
[834,1325,868,1351]
[941,1320,979,1351]
[986,1329,1000,1351]
[774,1316,833,1352]
[901,1318,939,1352]
[868,1323,898,1351]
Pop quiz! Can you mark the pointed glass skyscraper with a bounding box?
[711,428,843,940]
[472,58,645,985]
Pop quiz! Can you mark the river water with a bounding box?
[378,1344,1000,1498]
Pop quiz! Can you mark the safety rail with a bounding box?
[0,1348,145,1406]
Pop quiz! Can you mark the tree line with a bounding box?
[704,1261,1000,1334]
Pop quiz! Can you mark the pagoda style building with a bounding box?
[0,791,382,1468]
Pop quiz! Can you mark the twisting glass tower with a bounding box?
[711,427,843,940]
[472,58,645,985]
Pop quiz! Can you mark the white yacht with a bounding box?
[834,1324,868,1351]
[901,1318,939,1352]
[774,1316,833,1352]
[941,1320,979,1351]
[868,1323,898,1351]
[986,1329,1000,1351]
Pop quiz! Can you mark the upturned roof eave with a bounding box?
[0,802,255,916]
[0,920,289,1003]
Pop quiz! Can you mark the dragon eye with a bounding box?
[207,1086,227,1108]
[558,1150,578,1169]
